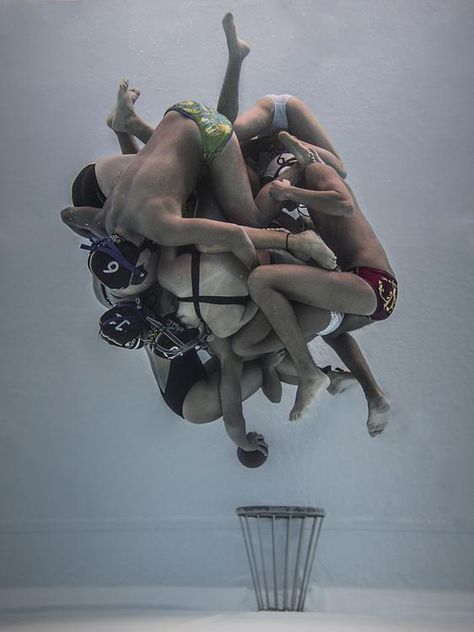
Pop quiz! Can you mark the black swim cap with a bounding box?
[99,299,151,349]
[81,235,149,289]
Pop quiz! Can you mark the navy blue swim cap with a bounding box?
[81,235,151,289]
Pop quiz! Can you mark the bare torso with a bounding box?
[95,154,135,197]
[101,112,203,243]
[309,180,394,275]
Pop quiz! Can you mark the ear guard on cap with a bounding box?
[99,299,151,349]
[146,313,207,359]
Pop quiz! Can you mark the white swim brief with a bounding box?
[265,94,293,132]
[318,311,344,337]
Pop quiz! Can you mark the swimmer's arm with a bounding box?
[271,169,354,217]
[210,337,251,450]
[199,227,291,253]
[60,206,107,239]
[233,100,273,141]
[137,203,257,271]
[315,147,347,179]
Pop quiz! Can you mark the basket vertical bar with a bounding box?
[283,513,291,610]
[256,512,270,609]
[297,515,324,611]
[290,515,306,610]
[238,515,264,610]
[271,515,278,610]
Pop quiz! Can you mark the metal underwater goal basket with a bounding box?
[236,506,325,611]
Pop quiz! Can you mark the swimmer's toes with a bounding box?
[289,407,301,422]
[130,87,140,102]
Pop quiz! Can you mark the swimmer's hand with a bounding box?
[242,432,268,456]
[269,178,292,202]
[288,230,337,270]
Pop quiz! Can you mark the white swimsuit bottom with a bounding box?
[318,311,344,337]
[265,93,293,132]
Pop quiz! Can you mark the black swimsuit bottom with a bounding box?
[160,350,207,418]
[71,163,107,208]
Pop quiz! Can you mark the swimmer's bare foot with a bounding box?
[278,131,323,166]
[289,370,330,421]
[367,395,390,437]
[222,12,250,61]
[287,230,337,270]
[106,78,141,132]
[326,367,358,395]
[260,350,285,403]
[106,88,140,129]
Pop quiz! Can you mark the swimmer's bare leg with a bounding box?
[145,344,262,425]
[182,359,263,423]
[279,131,322,166]
[113,131,139,155]
[109,78,154,144]
[285,97,346,176]
[323,320,391,437]
[245,279,330,420]
[217,12,250,122]
[259,350,285,403]
[326,367,358,395]
[278,129,347,178]
[233,97,276,142]
[234,94,345,174]
[246,262,379,419]
[107,82,141,154]
[276,356,356,395]
[233,303,331,358]
[208,133,263,227]
[233,312,356,401]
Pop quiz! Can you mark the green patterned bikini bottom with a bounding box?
[165,100,233,164]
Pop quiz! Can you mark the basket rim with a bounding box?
[235,505,325,518]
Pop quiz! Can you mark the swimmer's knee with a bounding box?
[247,267,271,297]
[231,334,247,357]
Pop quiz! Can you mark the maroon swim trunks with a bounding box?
[350,266,398,321]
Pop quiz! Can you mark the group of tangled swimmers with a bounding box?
[61,13,398,466]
